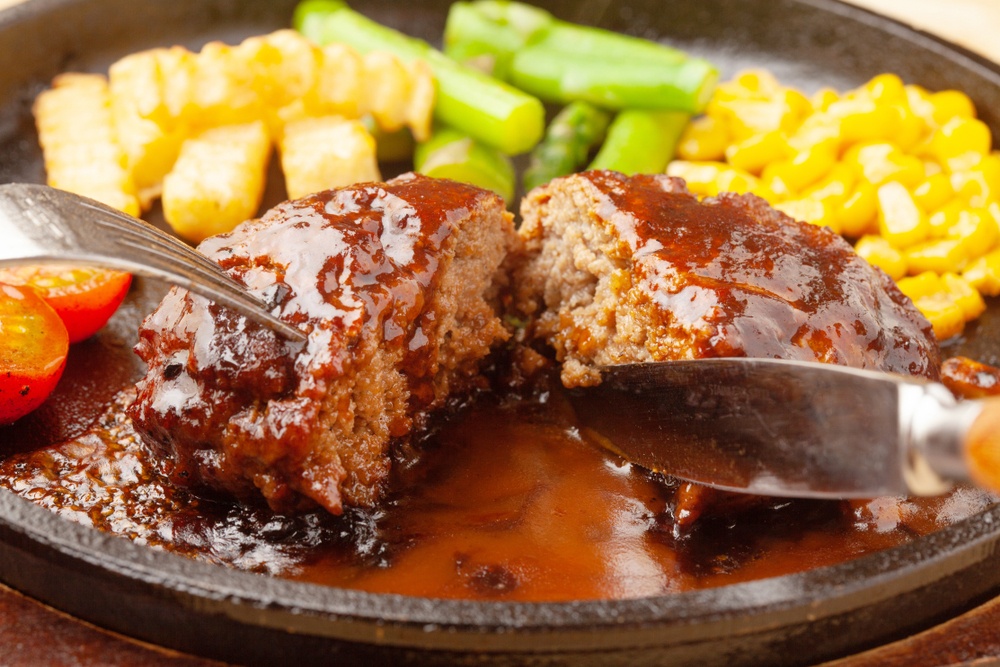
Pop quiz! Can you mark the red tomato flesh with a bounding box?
[0,283,69,424]
[0,266,132,343]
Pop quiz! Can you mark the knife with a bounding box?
[566,358,1000,499]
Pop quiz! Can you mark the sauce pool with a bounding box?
[0,375,992,602]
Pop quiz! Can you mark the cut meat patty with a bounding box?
[129,173,518,514]
[515,170,940,387]
[514,170,941,529]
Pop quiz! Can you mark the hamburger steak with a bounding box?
[129,173,518,514]
[514,170,941,527]
[515,170,941,386]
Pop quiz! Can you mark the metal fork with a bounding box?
[0,183,306,344]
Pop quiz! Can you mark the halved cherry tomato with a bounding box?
[0,266,131,343]
[0,283,69,424]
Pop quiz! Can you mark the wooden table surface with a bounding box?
[1,0,1000,665]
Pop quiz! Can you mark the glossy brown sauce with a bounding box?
[0,368,992,602]
[576,172,939,376]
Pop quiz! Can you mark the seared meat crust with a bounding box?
[515,170,940,386]
[129,173,518,514]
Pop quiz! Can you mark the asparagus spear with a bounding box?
[294,0,545,155]
[589,110,689,175]
[445,1,687,70]
[415,127,515,202]
[523,101,610,192]
[444,0,716,113]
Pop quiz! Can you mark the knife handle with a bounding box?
[964,397,1000,493]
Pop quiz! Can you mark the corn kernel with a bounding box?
[912,172,955,213]
[855,235,907,280]
[804,163,856,206]
[915,293,967,340]
[715,168,774,199]
[928,89,976,125]
[950,153,1000,207]
[861,73,906,105]
[774,197,838,232]
[768,142,836,193]
[665,160,727,197]
[888,102,927,151]
[811,87,839,112]
[945,208,999,259]
[897,271,966,339]
[878,181,930,248]
[734,69,781,96]
[677,115,731,161]
[905,85,936,125]
[844,142,924,189]
[787,113,843,152]
[903,238,967,275]
[720,98,803,140]
[963,248,1000,296]
[928,198,967,237]
[826,97,897,144]
[941,272,987,320]
[897,271,943,301]
[930,116,992,172]
[836,179,878,237]
[725,130,790,175]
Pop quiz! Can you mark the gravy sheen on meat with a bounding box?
[515,171,940,387]
[129,173,518,515]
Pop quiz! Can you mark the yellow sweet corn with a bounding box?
[836,179,878,238]
[927,198,967,237]
[826,97,897,144]
[763,142,836,194]
[963,248,1000,296]
[929,116,991,172]
[878,182,930,249]
[897,271,966,340]
[903,238,966,275]
[668,69,997,330]
[928,89,976,126]
[804,163,856,206]
[843,142,925,189]
[665,161,729,197]
[949,153,1000,207]
[941,272,986,321]
[724,130,790,175]
[912,172,954,213]
[774,198,838,233]
[677,115,730,161]
[34,73,140,217]
[945,208,998,259]
[854,235,907,280]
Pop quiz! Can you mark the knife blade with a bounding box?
[566,358,1000,499]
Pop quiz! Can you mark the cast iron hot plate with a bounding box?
[1,0,1000,665]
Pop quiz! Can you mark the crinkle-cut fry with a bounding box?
[238,30,320,111]
[187,41,264,129]
[311,42,434,141]
[108,47,193,205]
[162,121,271,243]
[404,58,435,142]
[34,73,140,217]
[311,42,365,120]
[279,116,380,200]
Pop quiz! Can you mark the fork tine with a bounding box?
[0,183,306,345]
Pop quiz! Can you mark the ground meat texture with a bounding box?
[514,170,941,529]
[129,173,518,514]
[515,170,940,387]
